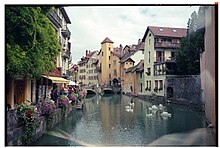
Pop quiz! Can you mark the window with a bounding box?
[149,39,150,45]
[171,51,175,60]
[109,47,111,51]
[159,80,163,90]
[156,51,165,62]
[109,56,111,60]
[102,51,104,56]
[109,74,111,78]
[147,68,151,75]
[148,51,150,63]
[114,70,117,76]
[113,60,116,66]
[109,64,111,68]
[140,72,142,78]
[155,80,158,88]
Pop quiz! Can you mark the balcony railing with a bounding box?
[48,11,62,28]
[155,42,181,48]
[154,61,177,76]
[61,26,71,38]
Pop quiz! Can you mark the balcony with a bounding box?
[155,42,181,48]
[48,11,62,28]
[61,26,71,39]
[62,50,71,59]
[154,61,177,76]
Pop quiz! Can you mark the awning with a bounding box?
[68,80,79,86]
[42,75,69,84]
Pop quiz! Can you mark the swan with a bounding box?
[158,104,165,110]
[129,102,135,106]
[146,113,153,117]
[126,108,133,112]
[160,111,171,117]
[125,106,131,109]
[151,105,158,110]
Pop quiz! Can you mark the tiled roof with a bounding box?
[142,26,187,41]
[120,41,144,63]
[126,60,144,73]
[111,47,122,58]
[101,37,114,44]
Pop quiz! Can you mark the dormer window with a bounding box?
[173,29,177,32]
[159,28,163,32]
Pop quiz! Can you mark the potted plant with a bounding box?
[58,96,69,118]
[16,103,40,145]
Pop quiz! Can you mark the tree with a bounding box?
[176,6,205,75]
[6,6,60,79]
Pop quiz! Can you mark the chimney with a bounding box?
[120,44,123,50]
[138,39,141,44]
[86,50,88,56]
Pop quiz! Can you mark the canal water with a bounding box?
[32,94,208,146]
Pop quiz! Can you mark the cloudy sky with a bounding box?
[65,6,200,64]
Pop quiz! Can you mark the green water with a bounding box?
[32,94,208,146]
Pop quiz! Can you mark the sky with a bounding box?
[65,5,200,64]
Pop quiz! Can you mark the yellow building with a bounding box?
[98,37,122,86]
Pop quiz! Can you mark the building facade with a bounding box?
[200,6,216,129]
[6,7,72,109]
[77,50,99,86]
[98,37,122,86]
[120,40,144,94]
[142,26,187,97]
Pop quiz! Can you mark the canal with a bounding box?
[32,94,211,146]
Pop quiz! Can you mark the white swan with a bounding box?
[130,102,135,106]
[125,106,131,109]
[146,113,153,117]
[158,104,165,110]
[126,108,133,112]
[160,111,172,117]
[151,105,158,110]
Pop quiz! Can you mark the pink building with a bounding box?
[200,6,216,130]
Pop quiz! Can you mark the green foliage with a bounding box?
[16,103,40,145]
[6,6,60,79]
[176,6,205,75]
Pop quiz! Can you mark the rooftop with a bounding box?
[101,37,114,44]
[142,26,187,41]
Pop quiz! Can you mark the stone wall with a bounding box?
[7,104,74,146]
[165,75,202,106]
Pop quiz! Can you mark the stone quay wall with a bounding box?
[7,104,74,146]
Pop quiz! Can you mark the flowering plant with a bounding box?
[16,103,40,145]
[58,95,69,108]
[16,103,39,121]
[41,100,56,116]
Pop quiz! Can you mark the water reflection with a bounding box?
[33,94,207,146]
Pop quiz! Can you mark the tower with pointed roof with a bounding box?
[99,37,114,85]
